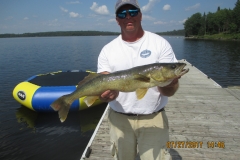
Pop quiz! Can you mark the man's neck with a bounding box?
[121,28,144,42]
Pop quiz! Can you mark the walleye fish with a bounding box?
[51,63,189,122]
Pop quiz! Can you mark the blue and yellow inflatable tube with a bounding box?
[13,70,102,112]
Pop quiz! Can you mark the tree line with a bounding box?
[156,29,185,36]
[0,31,120,38]
[0,30,185,38]
[184,0,240,37]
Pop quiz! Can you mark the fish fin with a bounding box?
[84,96,99,107]
[77,73,99,88]
[50,95,71,123]
[136,88,148,99]
[133,74,150,82]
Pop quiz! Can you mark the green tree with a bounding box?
[183,0,240,36]
[184,13,202,36]
[206,12,217,34]
[184,18,192,36]
[226,9,233,32]
[233,0,240,31]
[198,12,206,36]
[229,23,237,33]
[214,9,229,33]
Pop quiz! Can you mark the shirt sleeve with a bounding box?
[158,38,178,63]
[97,47,112,73]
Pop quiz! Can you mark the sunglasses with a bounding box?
[116,9,139,19]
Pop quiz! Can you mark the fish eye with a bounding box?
[171,64,176,69]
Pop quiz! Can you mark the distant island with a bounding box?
[0,31,119,38]
[0,30,185,38]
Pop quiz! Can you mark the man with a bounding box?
[97,0,179,159]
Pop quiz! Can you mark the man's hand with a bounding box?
[158,77,181,97]
[99,71,119,102]
[99,90,119,102]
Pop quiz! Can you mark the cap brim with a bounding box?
[115,3,140,13]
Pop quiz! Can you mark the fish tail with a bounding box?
[51,95,72,123]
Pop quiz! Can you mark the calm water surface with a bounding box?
[0,36,239,160]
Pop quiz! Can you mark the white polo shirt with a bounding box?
[97,31,177,114]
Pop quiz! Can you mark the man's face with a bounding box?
[116,4,142,32]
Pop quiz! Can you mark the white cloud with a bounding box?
[108,19,116,23]
[24,17,29,20]
[154,21,167,25]
[141,0,158,13]
[69,12,80,18]
[179,19,187,24]
[88,14,98,18]
[60,6,81,18]
[163,4,171,11]
[90,2,109,15]
[60,7,68,13]
[48,19,60,26]
[67,1,80,4]
[142,15,155,21]
[185,3,200,11]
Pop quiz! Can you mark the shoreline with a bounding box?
[184,37,240,42]
[185,36,240,41]
[185,33,240,41]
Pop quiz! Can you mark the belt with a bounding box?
[115,108,165,116]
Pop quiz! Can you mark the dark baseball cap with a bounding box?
[115,0,140,13]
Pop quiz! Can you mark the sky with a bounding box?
[0,0,236,34]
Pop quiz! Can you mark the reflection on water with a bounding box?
[16,103,107,134]
[2,103,108,160]
[16,106,38,129]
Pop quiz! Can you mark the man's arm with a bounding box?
[158,78,179,97]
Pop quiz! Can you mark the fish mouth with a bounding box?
[179,68,189,76]
[175,64,189,77]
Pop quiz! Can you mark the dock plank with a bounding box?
[81,60,240,160]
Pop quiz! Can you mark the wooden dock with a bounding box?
[81,60,240,160]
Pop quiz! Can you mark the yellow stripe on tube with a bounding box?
[12,82,40,111]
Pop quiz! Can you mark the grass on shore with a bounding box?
[188,33,240,41]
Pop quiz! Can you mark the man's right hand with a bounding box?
[99,71,119,102]
[99,90,119,102]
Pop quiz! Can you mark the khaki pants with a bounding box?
[108,108,171,160]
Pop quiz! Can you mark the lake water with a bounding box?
[0,36,239,160]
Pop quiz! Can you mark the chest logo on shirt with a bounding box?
[140,49,151,58]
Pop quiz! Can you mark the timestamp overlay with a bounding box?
[166,141,225,149]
